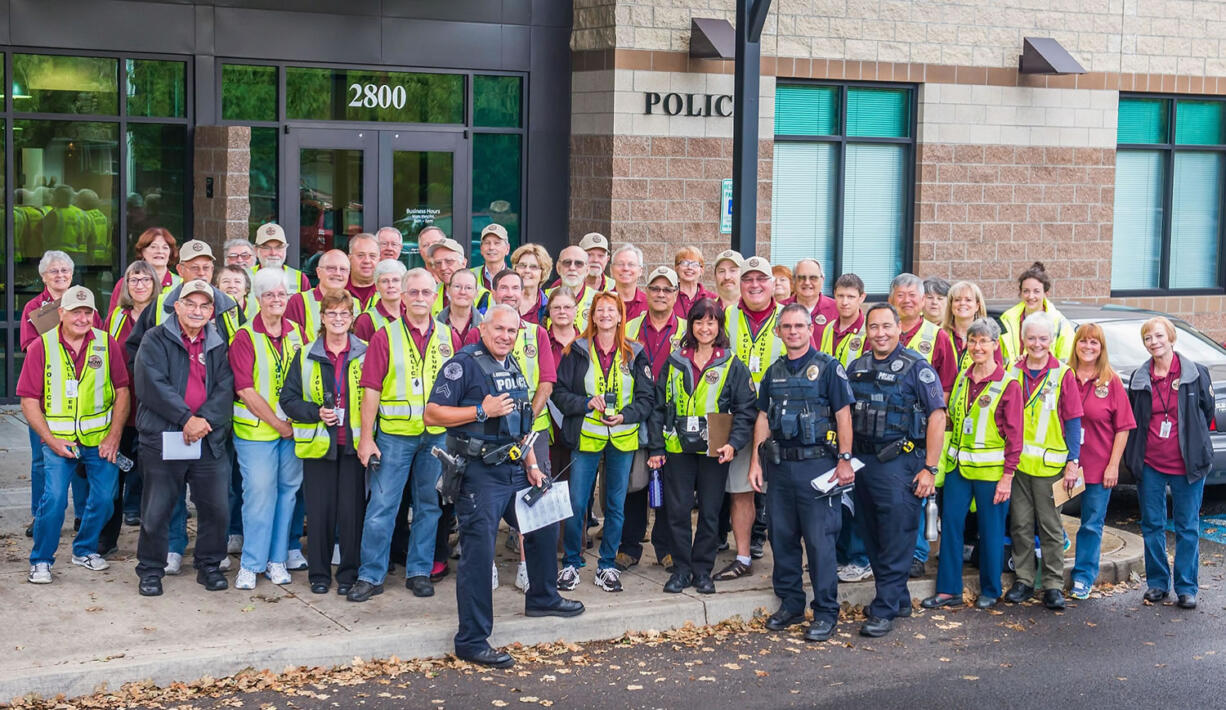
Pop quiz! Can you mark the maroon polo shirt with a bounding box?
[674,284,717,320]
[1073,374,1137,484]
[1145,356,1185,477]
[358,317,435,392]
[182,329,208,413]
[682,347,727,378]
[902,318,958,391]
[325,342,352,446]
[827,312,865,353]
[284,286,325,331]
[447,309,477,352]
[618,287,648,321]
[228,316,293,392]
[109,269,175,312]
[16,328,130,408]
[638,312,681,379]
[346,280,378,310]
[353,301,405,343]
[548,326,579,370]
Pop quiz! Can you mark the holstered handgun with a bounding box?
[432,446,468,503]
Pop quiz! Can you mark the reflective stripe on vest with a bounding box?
[942,372,1008,481]
[232,320,305,441]
[293,347,365,458]
[999,300,1075,364]
[106,308,128,340]
[153,291,172,326]
[1013,363,1071,476]
[363,301,399,335]
[511,324,551,432]
[820,320,867,368]
[625,314,687,350]
[547,285,597,333]
[905,319,942,364]
[377,320,452,436]
[41,327,115,446]
[579,343,638,452]
[725,304,783,384]
[663,357,731,454]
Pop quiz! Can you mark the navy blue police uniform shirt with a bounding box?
[756,345,856,415]
[862,344,946,416]
[429,348,505,409]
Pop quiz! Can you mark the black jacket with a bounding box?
[649,349,757,456]
[552,337,656,451]
[126,283,242,363]
[133,317,234,458]
[1125,353,1215,482]
[279,335,368,459]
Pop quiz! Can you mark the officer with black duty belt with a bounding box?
[748,303,856,642]
[424,305,584,669]
[847,303,947,638]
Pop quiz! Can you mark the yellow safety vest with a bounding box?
[941,372,1009,481]
[43,206,90,255]
[819,318,866,368]
[221,309,243,343]
[625,314,687,349]
[1013,363,1072,477]
[546,284,597,333]
[663,354,733,454]
[904,319,945,364]
[511,324,552,432]
[232,320,305,441]
[254,264,306,294]
[579,341,639,452]
[86,209,109,265]
[40,327,115,447]
[362,301,402,337]
[377,320,452,436]
[105,307,129,341]
[292,346,365,458]
[999,300,1074,364]
[297,288,359,338]
[725,303,783,384]
[153,291,173,326]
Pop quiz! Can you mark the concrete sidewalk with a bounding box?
[0,406,1144,702]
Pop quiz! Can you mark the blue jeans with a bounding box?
[835,502,869,568]
[236,437,303,572]
[935,469,1006,599]
[913,507,929,562]
[563,446,633,570]
[28,426,88,518]
[30,444,118,565]
[358,431,444,583]
[1138,464,1204,596]
[168,493,188,556]
[1070,482,1113,590]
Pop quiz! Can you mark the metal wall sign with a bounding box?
[643,91,733,117]
[720,179,734,234]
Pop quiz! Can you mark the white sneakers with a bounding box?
[165,552,183,575]
[27,563,52,584]
[227,535,244,554]
[594,567,623,592]
[235,567,257,590]
[515,561,529,592]
[837,563,873,583]
[491,562,500,590]
[557,565,580,591]
[286,549,308,571]
[266,562,291,585]
[72,553,110,571]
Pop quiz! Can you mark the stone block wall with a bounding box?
[193,125,253,251]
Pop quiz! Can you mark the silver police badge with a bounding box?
[806,364,820,381]
[444,362,463,380]
[196,352,206,365]
[1095,384,1109,399]
[439,344,452,357]
[890,359,904,372]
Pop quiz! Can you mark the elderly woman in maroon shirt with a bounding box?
[1067,323,1135,599]
[1124,317,1215,610]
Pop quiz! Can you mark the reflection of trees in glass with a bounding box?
[474,75,522,128]
[249,127,279,238]
[222,64,277,121]
[13,54,118,115]
[285,68,463,123]
[472,133,522,247]
[126,60,186,118]
[391,151,454,238]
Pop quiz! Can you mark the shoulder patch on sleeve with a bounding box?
[835,363,848,380]
[918,368,936,384]
[435,383,452,399]
[444,361,463,380]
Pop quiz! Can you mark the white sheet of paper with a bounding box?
[515,480,573,535]
[162,431,202,461]
[810,457,866,494]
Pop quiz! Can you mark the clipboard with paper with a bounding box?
[515,480,573,534]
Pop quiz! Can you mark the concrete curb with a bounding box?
[3,519,1145,702]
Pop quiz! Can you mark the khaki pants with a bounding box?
[1009,472,1064,590]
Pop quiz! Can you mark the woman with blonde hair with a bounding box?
[512,243,553,324]
[941,281,990,371]
[1066,322,1136,599]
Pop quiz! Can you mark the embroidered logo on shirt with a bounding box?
[526,344,537,357]
[87,355,103,369]
[444,362,463,380]
[918,368,936,384]
[917,340,932,355]
[705,369,720,384]
[814,314,827,326]
[438,344,452,358]
[978,394,992,407]
[1095,384,1109,398]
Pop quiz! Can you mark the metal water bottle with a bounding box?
[648,467,663,508]
[924,495,939,542]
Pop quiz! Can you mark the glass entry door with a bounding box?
[283,127,468,281]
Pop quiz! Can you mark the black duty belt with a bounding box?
[780,445,831,461]
[445,434,514,459]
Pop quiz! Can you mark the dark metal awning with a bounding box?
[1018,37,1086,75]
[689,18,735,59]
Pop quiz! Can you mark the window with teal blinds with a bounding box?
[1112,95,1226,291]
[772,83,913,293]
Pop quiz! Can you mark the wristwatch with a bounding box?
[528,464,540,470]
[924,464,939,475]
[475,403,488,422]
[838,452,853,462]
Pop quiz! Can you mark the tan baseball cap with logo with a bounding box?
[578,232,610,252]
[480,223,509,242]
[741,256,772,277]
[180,239,215,261]
[180,279,215,302]
[713,249,744,269]
[647,266,679,288]
[427,238,466,258]
[255,223,287,245]
[60,285,96,311]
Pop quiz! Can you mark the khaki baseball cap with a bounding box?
[713,249,744,268]
[60,285,96,311]
[480,223,509,242]
[578,232,610,252]
[255,223,286,245]
[647,266,679,288]
[180,239,215,261]
[180,279,215,302]
[427,237,466,258]
[741,255,772,277]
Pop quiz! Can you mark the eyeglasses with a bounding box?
[551,303,577,311]
[795,274,822,282]
[516,263,542,271]
[226,252,253,261]
[404,288,436,298]
[559,259,586,267]
[677,260,701,269]
[44,267,73,276]
[127,277,154,287]
[179,301,213,312]
[647,285,677,294]
[320,265,348,273]
[323,310,353,320]
[741,275,771,284]
[260,291,288,300]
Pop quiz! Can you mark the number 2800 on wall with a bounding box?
[348,83,408,109]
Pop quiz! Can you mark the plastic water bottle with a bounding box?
[648,468,663,508]
[924,495,939,542]
[115,452,135,472]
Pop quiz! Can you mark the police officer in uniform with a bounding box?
[847,303,947,637]
[424,304,584,669]
[747,303,856,641]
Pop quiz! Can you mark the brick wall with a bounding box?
[193,125,252,249]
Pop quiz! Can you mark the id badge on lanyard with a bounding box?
[66,379,80,398]
[1159,419,1172,439]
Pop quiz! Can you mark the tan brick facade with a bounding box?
[193,125,254,251]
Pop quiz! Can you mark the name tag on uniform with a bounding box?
[65,380,79,398]
[1159,420,1172,439]
[334,407,345,425]
[749,355,761,372]
[962,418,973,436]
[683,416,700,433]
[412,377,424,396]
